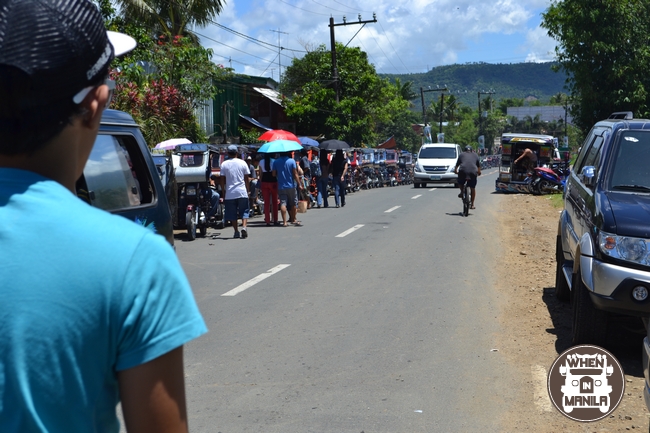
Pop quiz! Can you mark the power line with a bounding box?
[309,0,350,14]
[330,0,373,13]
[376,21,411,74]
[276,0,331,16]
[193,30,272,62]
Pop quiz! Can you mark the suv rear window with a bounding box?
[81,134,153,211]
[419,147,457,159]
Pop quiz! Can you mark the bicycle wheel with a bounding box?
[463,185,471,216]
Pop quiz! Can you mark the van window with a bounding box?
[81,134,153,211]
[419,147,457,159]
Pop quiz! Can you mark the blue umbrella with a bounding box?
[299,136,319,147]
[257,139,303,154]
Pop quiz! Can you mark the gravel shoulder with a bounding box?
[495,193,648,432]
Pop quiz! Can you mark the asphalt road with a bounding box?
[176,169,519,433]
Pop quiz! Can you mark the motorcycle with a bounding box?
[180,183,207,240]
[532,166,569,195]
[386,166,398,187]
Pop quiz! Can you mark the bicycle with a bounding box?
[457,171,480,217]
[461,180,471,217]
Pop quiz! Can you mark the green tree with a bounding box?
[444,94,460,122]
[281,43,397,146]
[497,97,524,115]
[393,78,417,106]
[373,81,421,151]
[549,92,568,105]
[113,0,225,39]
[446,111,479,147]
[97,3,233,145]
[542,0,650,130]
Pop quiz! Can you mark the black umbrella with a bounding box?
[319,139,350,150]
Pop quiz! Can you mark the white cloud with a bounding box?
[198,0,555,76]
[523,26,557,63]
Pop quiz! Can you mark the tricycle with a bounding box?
[173,143,224,240]
[495,133,562,194]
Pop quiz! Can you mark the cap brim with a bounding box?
[107,31,137,57]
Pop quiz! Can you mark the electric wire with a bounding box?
[377,21,411,74]
[309,0,350,14]
[275,0,331,16]
[330,0,373,14]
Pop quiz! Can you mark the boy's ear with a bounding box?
[80,84,108,127]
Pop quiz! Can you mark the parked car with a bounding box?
[76,109,174,245]
[413,143,462,188]
[556,111,650,340]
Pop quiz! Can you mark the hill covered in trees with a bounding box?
[382,62,568,109]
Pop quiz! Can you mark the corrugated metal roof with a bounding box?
[253,87,283,106]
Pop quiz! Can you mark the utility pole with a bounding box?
[329,14,377,103]
[270,29,288,85]
[477,90,495,149]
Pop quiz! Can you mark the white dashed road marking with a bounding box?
[336,224,364,238]
[384,206,401,213]
[531,364,554,412]
[411,195,422,199]
[429,188,437,191]
[221,264,291,297]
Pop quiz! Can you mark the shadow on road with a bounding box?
[541,286,644,378]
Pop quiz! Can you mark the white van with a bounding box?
[413,143,462,188]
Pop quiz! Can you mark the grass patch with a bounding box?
[547,193,564,209]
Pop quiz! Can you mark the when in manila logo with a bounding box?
[547,345,625,422]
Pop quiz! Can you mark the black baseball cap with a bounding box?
[0,0,136,104]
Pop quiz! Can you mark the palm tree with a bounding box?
[393,78,417,107]
[115,0,225,39]
[444,94,459,122]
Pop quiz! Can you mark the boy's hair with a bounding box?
[0,65,101,155]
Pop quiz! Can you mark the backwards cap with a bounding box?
[0,0,136,103]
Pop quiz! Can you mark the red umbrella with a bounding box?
[258,129,300,143]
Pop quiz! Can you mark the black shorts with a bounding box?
[457,172,478,188]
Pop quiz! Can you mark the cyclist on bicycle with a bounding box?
[455,145,481,209]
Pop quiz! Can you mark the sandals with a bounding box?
[291,221,302,226]
[470,205,476,209]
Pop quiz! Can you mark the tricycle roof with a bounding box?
[501,133,555,144]
[175,143,209,153]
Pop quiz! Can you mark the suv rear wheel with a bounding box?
[572,271,608,346]
[555,236,570,301]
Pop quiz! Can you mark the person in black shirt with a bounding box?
[454,145,481,209]
[330,149,348,208]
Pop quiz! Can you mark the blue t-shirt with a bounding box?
[0,168,207,433]
[272,156,297,190]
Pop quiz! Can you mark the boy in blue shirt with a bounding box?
[0,1,207,432]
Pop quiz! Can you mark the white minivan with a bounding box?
[413,143,462,188]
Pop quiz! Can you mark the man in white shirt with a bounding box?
[220,145,250,238]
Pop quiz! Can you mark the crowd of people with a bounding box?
[214,146,353,238]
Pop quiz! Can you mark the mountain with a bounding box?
[381,62,568,110]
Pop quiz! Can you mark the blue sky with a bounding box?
[196,0,557,79]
